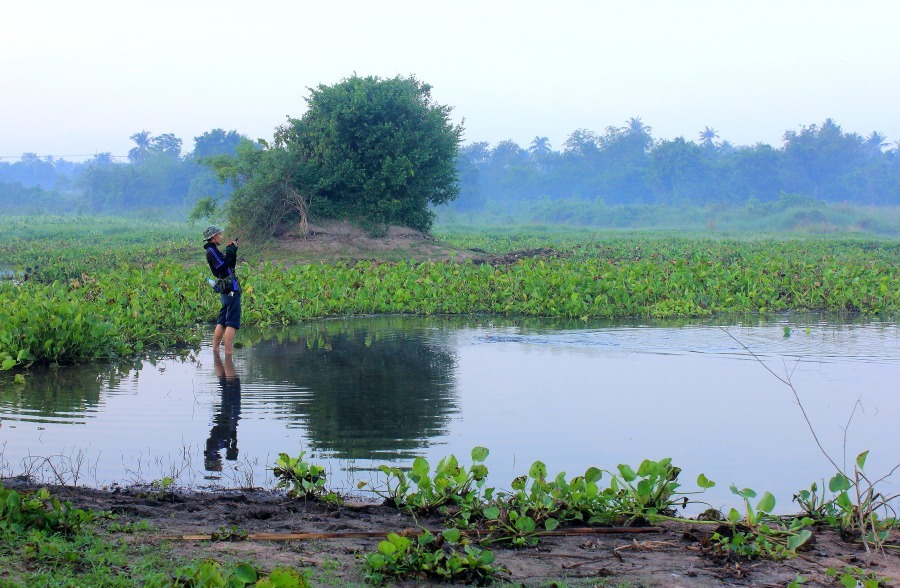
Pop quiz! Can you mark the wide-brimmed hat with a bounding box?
[203,225,223,241]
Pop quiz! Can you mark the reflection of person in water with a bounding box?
[204,351,242,472]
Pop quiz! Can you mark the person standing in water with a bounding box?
[203,225,241,355]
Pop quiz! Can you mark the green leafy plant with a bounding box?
[364,528,506,585]
[823,451,898,549]
[272,451,333,500]
[611,458,715,519]
[0,483,96,536]
[826,565,889,588]
[210,525,250,542]
[708,485,814,560]
[364,447,491,514]
[171,559,309,587]
[149,476,175,501]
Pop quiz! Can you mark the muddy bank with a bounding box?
[4,479,898,587]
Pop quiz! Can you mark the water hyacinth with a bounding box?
[1,219,897,369]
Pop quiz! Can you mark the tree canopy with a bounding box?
[212,74,463,235]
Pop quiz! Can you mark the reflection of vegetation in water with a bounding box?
[241,318,459,460]
[0,360,142,423]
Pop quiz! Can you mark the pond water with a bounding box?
[1,314,897,514]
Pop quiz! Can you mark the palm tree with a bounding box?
[864,131,888,156]
[624,117,652,138]
[699,126,719,147]
[529,136,553,173]
[90,152,115,168]
[529,136,552,157]
[128,131,152,166]
[622,117,653,152]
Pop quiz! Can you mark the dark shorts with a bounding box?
[217,291,241,329]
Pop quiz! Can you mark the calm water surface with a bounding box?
[1,314,897,513]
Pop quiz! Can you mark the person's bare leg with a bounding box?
[213,348,224,377]
[213,324,225,352]
[223,326,236,356]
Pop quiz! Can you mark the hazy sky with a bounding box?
[3,0,898,161]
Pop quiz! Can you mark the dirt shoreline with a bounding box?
[5,478,897,587]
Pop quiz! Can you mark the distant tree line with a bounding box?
[1,116,897,222]
[0,129,247,216]
[452,118,898,213]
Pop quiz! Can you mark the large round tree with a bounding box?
[216,75,462,235]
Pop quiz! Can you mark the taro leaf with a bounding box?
[483,506,501,520]
[617,464,637,483]
[529,461,547,480]
[471,446,489,462]
[696,473,716,489]
[856,450,869,470]
[442,528,461,543]
[756,492,776,514]
[233,563,258,584]
[584,467,602,484]
[787,529,813,552]
[829,473,852,493]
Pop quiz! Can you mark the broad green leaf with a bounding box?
[515,515,536,533]
[729,484,756,499]
[528,461,547,480]
[617,464,637,482]
[584,467,602,484]
[696,473,715,489]
[441,528,461,543]
[637,459,657,477]
[756,491,776,514]
[483,506,500,520]
[786,529,813,551]
[411,457,429,477]
[377,540,396,555]
[471,446,489,462]
[856,450,869,469]
[232,563,258,584]
[470,464,488,481]
[544,518,559,531]
[829,473,851,493]
[266,567,307,588]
